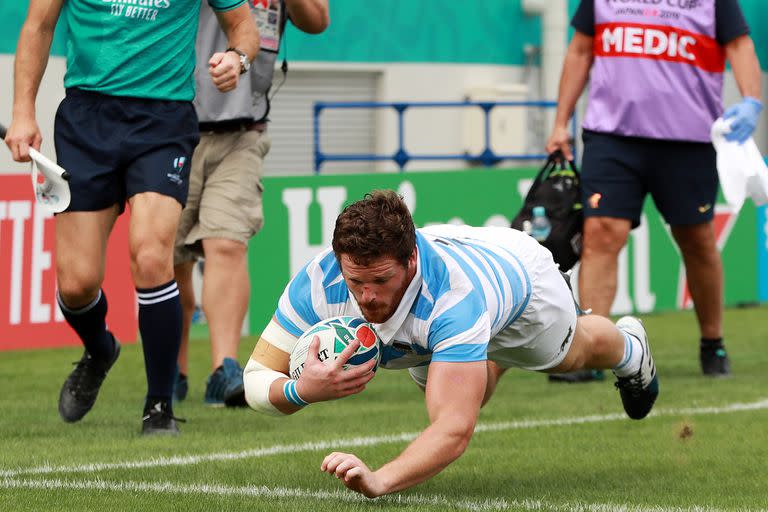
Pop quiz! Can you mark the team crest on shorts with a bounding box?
[167,157,186,186]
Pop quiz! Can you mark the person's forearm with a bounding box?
[224,15,260,62]
[553,50,593,128]
[285,0,329,34]
[727,36,762,99]
[13,21,55,118]
[373,420,473,495]
[267,376,304,414]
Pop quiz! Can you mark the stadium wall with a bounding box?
[1,1,768,175]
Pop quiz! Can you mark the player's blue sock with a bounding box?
[137,280,181,411]
[57,289,116,362]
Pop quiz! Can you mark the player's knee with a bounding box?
[131,245,173,284]
[583,218,630,255]
[672,225,717,257]
[57,269,102,307]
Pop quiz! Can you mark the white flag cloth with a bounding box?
[711,117,768,211]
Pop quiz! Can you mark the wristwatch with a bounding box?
[226,47,250,75]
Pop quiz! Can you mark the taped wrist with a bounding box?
[243,358,289,416]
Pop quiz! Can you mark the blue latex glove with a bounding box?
[723,97,763,144]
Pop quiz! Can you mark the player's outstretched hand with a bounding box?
[295,336,376,404]
[321,452,383,499]
[208,51,241,93]
[5,117,42,163]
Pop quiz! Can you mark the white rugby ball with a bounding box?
[288,316,382,380]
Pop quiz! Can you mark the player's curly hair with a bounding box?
[332,189,416,267]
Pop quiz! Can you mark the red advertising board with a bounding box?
[0,175,137,350]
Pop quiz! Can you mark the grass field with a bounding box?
[1,306,767,511]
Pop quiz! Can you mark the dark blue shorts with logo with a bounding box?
[54,88,199,212]
[580,130,718,228]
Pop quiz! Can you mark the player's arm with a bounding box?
[718,0,762,143]
[725,35,761,101]
[210,3,260,92]
[285,0,330,34]
[7,0,65,162]
[244,318,375,416]
[322,360,487,498]
[545,30,594,160]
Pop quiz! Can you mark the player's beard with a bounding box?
[359,303,393,324]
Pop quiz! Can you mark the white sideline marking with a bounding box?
[1,398,767,480]
[1,478,761,512]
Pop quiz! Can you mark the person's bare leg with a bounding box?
[481,361,507,406]
[671,223,723,339]
[671,222,728,376]
[56,207,119,308]
[578,217,632,315]
[555,217,630,383]
[549,315,625,373]
[175,261,196,377]
[56,206,121,423]
[201,238,249,370]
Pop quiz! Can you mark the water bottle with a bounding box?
[530,206,551,242]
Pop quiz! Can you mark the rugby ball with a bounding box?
[288,316,382,380]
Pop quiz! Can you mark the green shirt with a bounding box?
[62,0,245,101]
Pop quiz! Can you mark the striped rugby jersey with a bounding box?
[274,224,542,370]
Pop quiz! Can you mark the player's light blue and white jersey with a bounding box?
[274,225,548,370]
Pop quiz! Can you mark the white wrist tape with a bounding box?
[243,358,289,417]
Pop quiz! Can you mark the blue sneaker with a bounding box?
[614,316,659,420]
[204,357,247,407]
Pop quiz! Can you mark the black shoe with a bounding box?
[141,400,185,436]
[173,371,188,402]
[548,370,605,383]
[614,316,659,420]
[700,342,731,377]
[58,337,121,423]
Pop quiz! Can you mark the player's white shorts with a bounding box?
[407,247,577,386]
[487,249,577,371]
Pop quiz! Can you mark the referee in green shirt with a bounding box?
[4,0,259,436]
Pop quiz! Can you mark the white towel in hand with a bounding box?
[711,117,768,211]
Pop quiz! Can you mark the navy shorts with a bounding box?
[54,88,199,212]
[581,130,719,227]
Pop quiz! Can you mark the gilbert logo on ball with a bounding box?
[289,316,382,380]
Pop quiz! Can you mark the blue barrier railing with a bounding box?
[313,100,576,173]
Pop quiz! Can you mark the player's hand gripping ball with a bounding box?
[289,316,382,380]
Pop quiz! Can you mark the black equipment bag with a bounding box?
[511,151,583,271]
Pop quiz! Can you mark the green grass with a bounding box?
[1,307,768,511]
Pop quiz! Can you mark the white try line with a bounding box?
[0,478,761,512]
[1,398,767,480]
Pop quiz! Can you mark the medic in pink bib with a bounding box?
[546,0,762,379]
